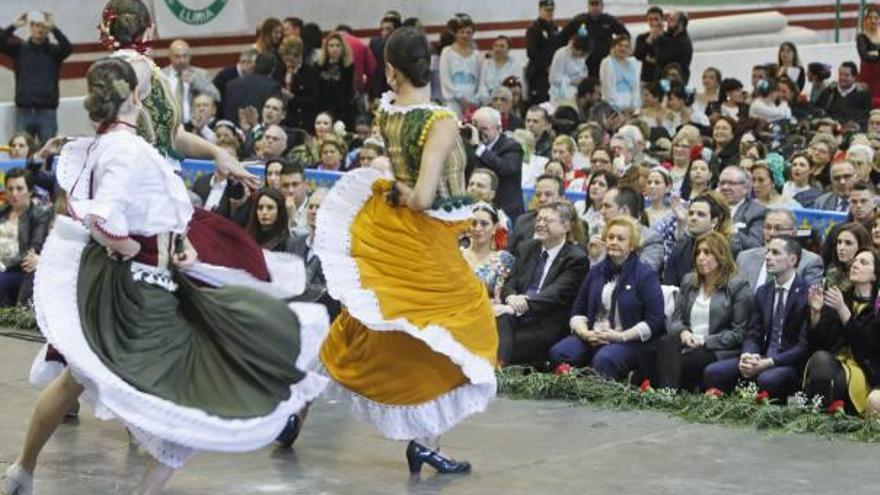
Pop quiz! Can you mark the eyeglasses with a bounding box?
[764,224,794,233]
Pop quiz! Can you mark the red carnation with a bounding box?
[705,387,724,398]
[554,363,573,375]
[827,400,845,415]
[639,379,652,393]
[755,390,770,403]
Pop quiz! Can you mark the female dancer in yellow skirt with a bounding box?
[313,26,498,474]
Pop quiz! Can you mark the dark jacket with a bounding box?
[809,297,880,387]
[212,65,241,119]
[653,30,693,83]
[572,253,665,339]
[730,198,766,256]
[475,134,525,220]
[741,275,810,368]
[662,233,695,287]
[283,64,319,131]
[315,62,355,129]
[633,32,659,83]
[0,203,53,271]
[509,210,537,257]
[501,239,589,341]
[670,274,751,359]
[525,17,558,102]
[815,84,873,129]
[222,73,282,126]
[0,26,72,109]
[369,36,390,99]
[559,13,629,77]
[289,233,341,320]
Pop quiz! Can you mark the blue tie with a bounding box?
[767,287,785,357]
[526,250,549,297]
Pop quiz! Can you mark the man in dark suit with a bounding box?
[191,168,247,222]
[703,236,810,400]
[524,0,558,105]
[213,48,257,120]
[222,52,282,129]
[509,174,564,256]
[813,160,857,212]
[471,106,525,220]
[289,189,340,320]
[662,191,729,286]
[496,202,589,366]
[719,165,766,256]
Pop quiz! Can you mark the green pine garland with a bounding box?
[498,366,880,442]
[0,305,38,332]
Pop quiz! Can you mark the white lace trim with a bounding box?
[33,216,329,464]
[183,249,306,300]
[316,366,495,440]
[379,91,450,115]
[132,266,178,292]
[56,137,96,193]
[314,167,497,429]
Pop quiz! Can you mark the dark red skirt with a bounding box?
[859,60,880,102]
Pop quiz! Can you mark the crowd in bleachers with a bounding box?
[3,0,880,416]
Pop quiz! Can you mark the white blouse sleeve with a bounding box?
[68,152,134,239]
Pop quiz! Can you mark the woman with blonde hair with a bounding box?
[857,5,880,100]
[656,231,751,390]
[315,32,355,129]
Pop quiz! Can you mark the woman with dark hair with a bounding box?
[748,78,792,123]
[313,26,496,474]
[0,168,53,306]
[656,232,750,390]
[6,132,36,160]
[439,15,481,116]
[549,29,592,105]
[807,62,833,104]
[805,248,880,416]
[637,81,667,134]
[255,17,283,57]
[693,67,721,122]
[462,202,514,302]
[576,169,617,238]
[315,32,355,129]
[478,35,522,104]
[662,82,694,136]
[708,78,749,122]
[823,222,872,292]
[708,115,739,182]
[1,56,326,495]
[857,5,880,101]
[247,188,295,252]
[782,151,821,205]
[776,41,805,91]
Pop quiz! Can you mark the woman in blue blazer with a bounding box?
[550,216,665,380]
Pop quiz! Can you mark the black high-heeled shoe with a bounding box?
[405,440,471,474]
[276,414,302,448]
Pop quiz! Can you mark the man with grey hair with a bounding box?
[845,144,874,183]
[256,124,288,160]
[489,86,522,130]
[813,160,857,212]
[214,47,258,118]
[471,106,525,219]
[719,165,766,255]
[161,39,221,123]
[735,208,824,293]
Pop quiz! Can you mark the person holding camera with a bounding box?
[467,106,525,221]
[1,10,73,143]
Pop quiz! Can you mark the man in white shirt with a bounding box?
[279,163,309,236]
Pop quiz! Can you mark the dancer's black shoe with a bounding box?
[405,440,471,474]
[276,414,302,448]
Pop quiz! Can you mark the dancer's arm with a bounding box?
[405,117,458,211]
[173,126,261,190]
[87,221,141,260]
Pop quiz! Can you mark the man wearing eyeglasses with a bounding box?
[718,165,766,256]
[735,209,824,293]
[814,160,857,212]
[496,202,589,366]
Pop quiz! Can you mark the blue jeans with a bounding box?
[15,107,57,144]
[0,272,24,307]
[550,335,648,381]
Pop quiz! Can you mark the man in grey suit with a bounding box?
[736,209,823,293]
[813,160,856,213]
[593,186,665,274]
[161,39,221,124]
[719,165,766,256]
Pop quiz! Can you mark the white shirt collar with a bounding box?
[774,272,796,292]
[838,84,857,97]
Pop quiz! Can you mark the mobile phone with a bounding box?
[227,179,245,201]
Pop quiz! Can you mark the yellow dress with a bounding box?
[314,93,497,439]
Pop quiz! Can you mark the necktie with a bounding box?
[768,287,785,357]
[526,250,549,297]
[175,73,185,116]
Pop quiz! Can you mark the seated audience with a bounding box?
[663,191,731,286]
[290,189,341,320]
[814,160,857,212]
[278,163,309,235]
[805,248,880,416]
[509,174,564,255]
[496,202,589,366]
[551,216,665,381]
[656,232,751,391]
[703,236,810,400]
[718,165,766,256]
[822,222,872,292]
[246,188,297,252]
[462,202,514,302]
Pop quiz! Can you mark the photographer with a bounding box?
[464,107,525,221]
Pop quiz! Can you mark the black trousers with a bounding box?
[655,333,718,391]
[803,350,849,410]
[496,314,559,367]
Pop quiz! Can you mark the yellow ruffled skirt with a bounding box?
[314,168,497,439]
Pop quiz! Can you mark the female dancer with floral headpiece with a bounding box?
[311,26,498,474]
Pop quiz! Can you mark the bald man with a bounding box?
[161,39,220,123]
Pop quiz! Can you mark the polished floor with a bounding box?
[0,336,877,495]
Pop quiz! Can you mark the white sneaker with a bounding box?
[0,464,33,495]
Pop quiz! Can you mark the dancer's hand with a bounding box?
[387,181,412,207]
[106,238,141,261]
[172,237,198,269]
[215,149,261,190]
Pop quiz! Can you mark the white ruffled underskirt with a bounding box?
[32,216,328,469]
[313,168,496,440]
